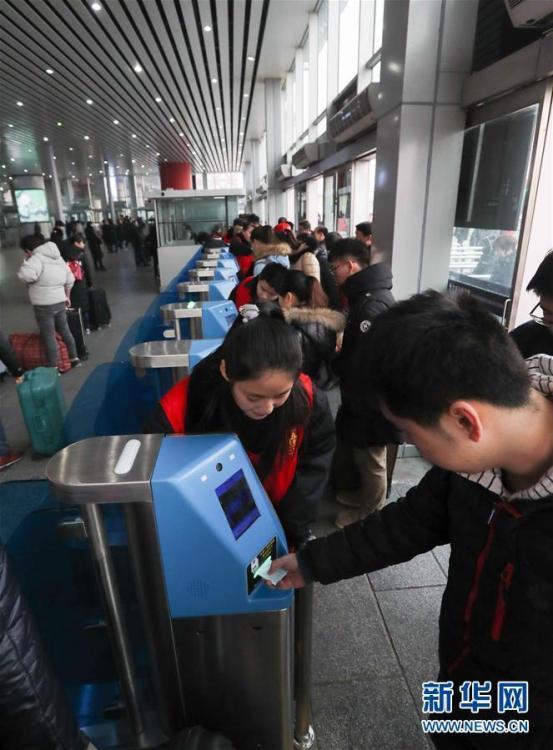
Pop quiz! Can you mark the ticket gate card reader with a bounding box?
[213,267,238,284]
[178,280,236,303]
[47,434,295,750]
[196,258,239,271]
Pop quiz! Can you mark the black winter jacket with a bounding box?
[300,467,553,725]
[510,320,553,358]
[0,543,84,749]
[333,263,398,446]
[283,307,345,387]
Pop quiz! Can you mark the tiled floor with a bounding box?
[0,242,446,749]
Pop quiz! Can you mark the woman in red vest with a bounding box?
[146,306,335,547]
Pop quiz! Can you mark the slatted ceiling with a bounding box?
[1,0,314,186]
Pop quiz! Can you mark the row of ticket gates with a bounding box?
[13,245,316,750]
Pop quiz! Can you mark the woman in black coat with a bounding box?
[65,235,93,329]
[85,222,106,271]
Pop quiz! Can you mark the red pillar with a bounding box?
[159,162,193,190]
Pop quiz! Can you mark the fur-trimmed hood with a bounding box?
[253,242,292,260]
[283,306,346,333]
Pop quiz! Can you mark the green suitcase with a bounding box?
[17,367,67,455]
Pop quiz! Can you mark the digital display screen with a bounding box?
[225,313,237,327]
[14,189,49,222]
[216,469,260,540]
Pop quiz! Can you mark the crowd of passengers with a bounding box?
[2,208,553,749]
[147,215,553,749]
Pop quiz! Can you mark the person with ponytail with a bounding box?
[146,305,335,547]
[272,269,345,386]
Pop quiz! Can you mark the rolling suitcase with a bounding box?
[16,367,67,455]
[67,307,88,359]
[88,288,111,329]
[9,332,72,373]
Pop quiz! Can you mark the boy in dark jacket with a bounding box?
[270,291,553,749]
[328,238,397,528]
[510,250,553,358]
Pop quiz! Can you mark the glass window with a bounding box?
[285,187,295,224]
[323,173,335,230]
[339,0,360,91]
[307,176,324,228]
[303,54,310,134]
[371,61,381,83]
[374,0,384,52]
[336,167,352,236]
[316,116,327,138]
[296,183,307,226]
[448,104,539,298]
[206,173,244,190]
[352,153,376,226]
[317,0,328,116]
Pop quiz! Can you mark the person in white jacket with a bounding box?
[18,234,81,370]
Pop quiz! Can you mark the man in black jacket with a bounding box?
[328,238,397,528]
[510,250,553,358]
[270,292,553,749]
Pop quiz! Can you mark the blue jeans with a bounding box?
[33,302,77,367]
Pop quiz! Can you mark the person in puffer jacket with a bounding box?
[250,225,291,276]
[18,235,80,370]
[270,292,553,750]
[0,542,86,750]
[271,269,345,387]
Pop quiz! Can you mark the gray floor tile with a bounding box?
[392,457,431,486]
[375,587,444,715]
[312,577,402,684]
[312,676,431,750]
[432,545,451,577]
[369,551,446,591]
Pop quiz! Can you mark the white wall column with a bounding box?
[265,78,285,223]
[372,0,478,301]
[45,143,64,220]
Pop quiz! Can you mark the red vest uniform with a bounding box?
[159,374,314,504]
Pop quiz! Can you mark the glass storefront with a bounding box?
[336,167,352,236]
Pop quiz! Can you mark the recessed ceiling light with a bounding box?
[57,122,63,127]
[155,97,162,103]
[211,78,217,84]
[132,159,136,163]
[104,160,108,164]
[164,158,167,161]
[27,148,32,153]
[169,117,175,123]
[24,169,28,173]
[72,174,76,178]
[71,162,75,165]
[1,165,5,168]
[42,172,45,175]
[146,172,149,176]
[89,173,93,177]
[113,119,119,124]
[48,174,52,178]
[247,56,255,62]
[132,134,137,138]
[141,164,144,168]
[92,3,102,11]
[86,99,93,105]
[16,101,23,106]
[99,170,103,174]
[203,25,212,32]
[46,68,54,74]
[8,124,13,127]
[145,144,150,148]
[69,147,74,151]
[84,135,90,140]
[156,152,160,156]
[133,63,142,73]
[43,136,49,141]
[179,132,184,137]
[9,176,13,180]
[243,93,249,98]
[242,116,246,120]
[53,156,56,160]
[239,131,244,136]
[10,158,15,162]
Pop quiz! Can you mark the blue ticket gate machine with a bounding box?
[47,435,314,749]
